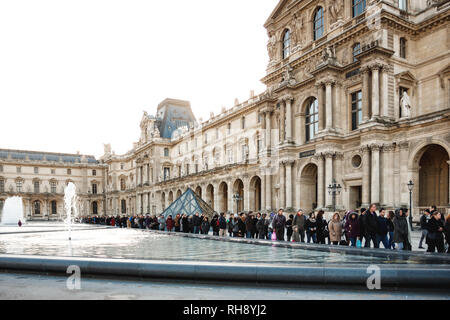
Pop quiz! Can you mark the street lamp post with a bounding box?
[328,179,342,212]
[407,180,414,231]
[232,193,242,213]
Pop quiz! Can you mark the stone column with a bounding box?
[399,141,410,206]
[371,65,380,118]
[362,67,370,122]
[316,154,325,209]
[316,82,325,131]
[371,144,381,205]
[265,110,272,151]
[383,144,395,208]
[147,192,151,213]
[244,178,250,212]
[325,81,334,130]
[280,101,286,143]
[361,146,371,207]
[285,97,293,142]
[298,112,305,145]
[213,184,220,213]
[324,152,334,208]
[266,171,272,211]
[227,181,234,213]
[285,161,293,209]
[381,65,389,118]
[261,174,266,212]
[280,162,286,209]
[335,153,344,208]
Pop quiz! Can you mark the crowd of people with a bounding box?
[79,204,450,253]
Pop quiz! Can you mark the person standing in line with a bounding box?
[328,212,343,245]
[426,211,445,253]
[256,213,265,239]
[158,214,166,231]
[376,209,390,249]
[387,211,396,250]
[364,204,379,248]
[174,214,181,232]
[306,212,317,243]
[419,209,430,249]
[268,212,275,240]
[192,212,201,234]
[286,214,294,242]
[345,212,360,247]
[273,209,287,241]
[166,215,174,232]
[444,214,450,253]
[181,214,189,233]
[316,210,326,244]
[251,213,258,238]
[211,214,220,236]
[244,213,253,239]
[201,216,210,235]
[393,208,408,250]
[237,213,246,238]
[218,212,228,237]
[292,210,307,243]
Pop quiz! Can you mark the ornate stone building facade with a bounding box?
[0,150,104,221]
[1,0,449,221]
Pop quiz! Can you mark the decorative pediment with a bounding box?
[395,71,418,85]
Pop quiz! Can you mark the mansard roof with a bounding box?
[154,98,197,139]
[0,148,98,164]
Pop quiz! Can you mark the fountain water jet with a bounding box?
[0,197,25,225]
[64,182,77,240]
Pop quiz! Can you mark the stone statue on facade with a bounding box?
[400,91,412,118]
[103,143,112,155]
[267,31,278,64]
[329,0,344,28]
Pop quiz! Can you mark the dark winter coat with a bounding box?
[193,215,202,227]
[344,216,360,238]
[427,218,444,242]
[393,211,409,243]
[273,214,286,230]
[364,211,379,235]
[376,216,389,236]
[218,216,227,229]
[292,214,306,231]
[306,218,317,234]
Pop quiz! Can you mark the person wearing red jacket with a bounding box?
[166,215,175,232]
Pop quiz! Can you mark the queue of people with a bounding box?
[79,204,450,253]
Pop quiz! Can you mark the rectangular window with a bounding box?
[34,181,40,193]
[0,165,3,172]
[204,133,208,144]
[257,139,262,154]
[92,183,97,194]
[398,0,407,11]
[34,167,39,174]
[0,179,4,193]
[67,169,72,175]
[120,163,124,170]
[400,38,407,59]
[241,117,245,130]
[164,148,169,157]
[51,169,56,174]
[16,180,22,193]
[352,0,366,18]
[351,91,363,130]
[17,167,21,173]
[51,181,57,193]
[92,170,96,176]
[51,201,57,215]
[227,123,231,135]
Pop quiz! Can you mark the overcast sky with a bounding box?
[0,0,277,158]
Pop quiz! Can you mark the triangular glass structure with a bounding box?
[161,188,215,219]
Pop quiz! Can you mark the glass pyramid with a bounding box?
[161,188,215,219]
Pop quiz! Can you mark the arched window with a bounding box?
[305,98,319,142]
[352,0,366,18]
[33,200,41,215]
[283,30,291,59]
[400,37,407,59]
[352,43,361,62]
[313,7,324,41]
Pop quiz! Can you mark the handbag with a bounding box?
[271,231,277,241]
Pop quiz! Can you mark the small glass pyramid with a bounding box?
[161,188,215,219]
